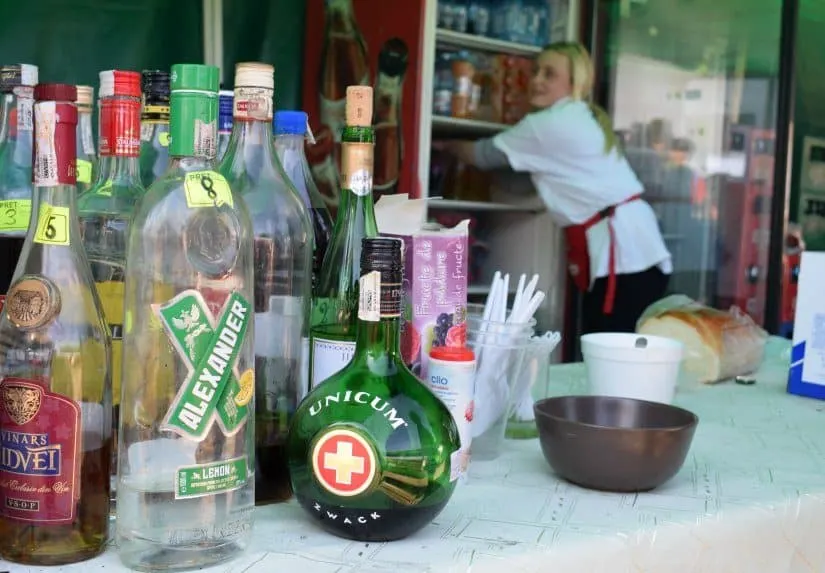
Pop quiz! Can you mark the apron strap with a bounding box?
[599,193,644,315]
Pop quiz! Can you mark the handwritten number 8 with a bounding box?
[200,174,217,200]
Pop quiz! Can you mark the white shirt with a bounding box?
[492,98,673,283]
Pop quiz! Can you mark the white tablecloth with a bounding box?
[5,337,825,573]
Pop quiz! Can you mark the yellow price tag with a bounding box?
[76,159,93,184]
[158,132,170,147]
[183,171,234,209]
[34,202,70,246]
[0,199,32,232]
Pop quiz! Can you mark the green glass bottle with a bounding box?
[288,237,462,542]
[117,64,255,571]
[310,86,378,388]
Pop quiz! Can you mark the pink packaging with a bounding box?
[375,195,469,379]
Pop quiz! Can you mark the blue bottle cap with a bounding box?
[274,110,308,136]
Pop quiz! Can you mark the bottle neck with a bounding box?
[1,89,34,167]
[354,272,403,361]
[97,95,142,185]
[222,87,276,171]
[169,91,217,160]
[275,133,316,207]
[76,108,95,157]
[335,129,376,229]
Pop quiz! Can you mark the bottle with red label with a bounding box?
[0,83,112,565]
[77,70,145,516]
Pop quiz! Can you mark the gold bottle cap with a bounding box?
[5,275,61,331]
[345,86,373,127]
[76,85,94,107]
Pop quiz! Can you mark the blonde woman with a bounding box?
[440,41,672,334]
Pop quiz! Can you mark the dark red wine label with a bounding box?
[0,378,81,524]
[33,102,77,186]
[99,98,141,157]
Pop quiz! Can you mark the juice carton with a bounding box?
[375,195,469,379]
[788,251,825,400]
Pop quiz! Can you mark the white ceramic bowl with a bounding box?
[580,332,684,404]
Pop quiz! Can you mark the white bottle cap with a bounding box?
[234,62,274,90]
[20,64,38,86]
[219,89,233,97]
[76,85,94,107]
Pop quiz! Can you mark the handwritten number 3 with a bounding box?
[201,174,217,200]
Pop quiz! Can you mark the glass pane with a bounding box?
[595,0,783,325]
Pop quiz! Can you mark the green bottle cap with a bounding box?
[170,64,219,92]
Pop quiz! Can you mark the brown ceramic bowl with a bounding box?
[534,395,698,492]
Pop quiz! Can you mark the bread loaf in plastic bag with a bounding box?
[635,295,768,383]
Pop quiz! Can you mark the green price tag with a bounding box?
[76,159,92,184]
[183,171,234,209]
[175,456,248,499]
[0,199,32,232]
[34,202,70,246]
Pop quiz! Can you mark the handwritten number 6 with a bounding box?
[45,215,58,240]
[200,174,217,200]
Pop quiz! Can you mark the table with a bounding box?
[5,337,825,573]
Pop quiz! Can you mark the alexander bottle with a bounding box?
[78,70,145,512]
[288,237,461,542]
[274,110,333,292]
[75,86,97,194]
[218,63,312,506]
[0,83,112,565]
[310,86,377,387]
[0,64,38,304]
[138,70,171,187]
[117,64,255,570]
[217,89,233,161]
[373,38,408,197]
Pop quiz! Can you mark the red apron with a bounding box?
[564,193,643,315]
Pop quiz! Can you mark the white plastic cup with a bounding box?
[580,332,684,404]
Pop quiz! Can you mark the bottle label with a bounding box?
[175,455,248,499]
[100,97,141,157]
[33,202,70,246]
[76,159,92,184]
[311,337,355,387]
[311,428,377,497]
[155,289,253,440]
[183,171,234,209]
[0,378,81,525]
[13,86,33,132]
[4,276,61,330]
[81,122,95,156]
[358,271,380,322]
[193,118,216,159]
[341,142,373,197]
[233,87,273,122]
[0,199,32,233]
[300,336,310,399]
[33,101,76,186]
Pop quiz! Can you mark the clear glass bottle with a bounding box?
[0,83,111,565]
[117,64,255,571]
[138,70,170,188]
[78,70,145,515]
[288,237,461,541]
[274,110,333,294]
[217,89,233,161]
[310,86,378,388]
[0,64,37,312]
[219,63,312,506]
[74,86,97,195]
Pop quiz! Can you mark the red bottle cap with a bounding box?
[430,346,475,362]
[99,70,142,98]
[34,83,77,103]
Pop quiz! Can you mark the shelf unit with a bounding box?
[417,0,579,334]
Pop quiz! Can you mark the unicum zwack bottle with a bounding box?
[0,83,112,565]
[288,237,461,542]
[218,63,312,506]
[117,64,255,571]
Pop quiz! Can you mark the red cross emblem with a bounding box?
[311,429,377,497]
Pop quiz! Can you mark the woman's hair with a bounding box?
[541,41,618,154]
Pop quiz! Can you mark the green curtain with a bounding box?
[221,0,305,110]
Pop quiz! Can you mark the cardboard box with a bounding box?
[787,251,825,400]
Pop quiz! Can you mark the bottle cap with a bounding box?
[34,83,77,102]
[219,89,234,98]
[274,110,308,136]
[234,62,274,90]
[378,38,410,78]
[361,237,403,274]
[0,64,38,92]
[345,86,373,127]
[99,70,141,98]
[75,85,94,107]
[171,63,219,93]
[430,346,475,362]
[142,69,171,102]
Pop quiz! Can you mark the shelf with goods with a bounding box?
[416,0,579,334]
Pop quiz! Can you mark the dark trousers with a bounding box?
[582,266,669,334]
